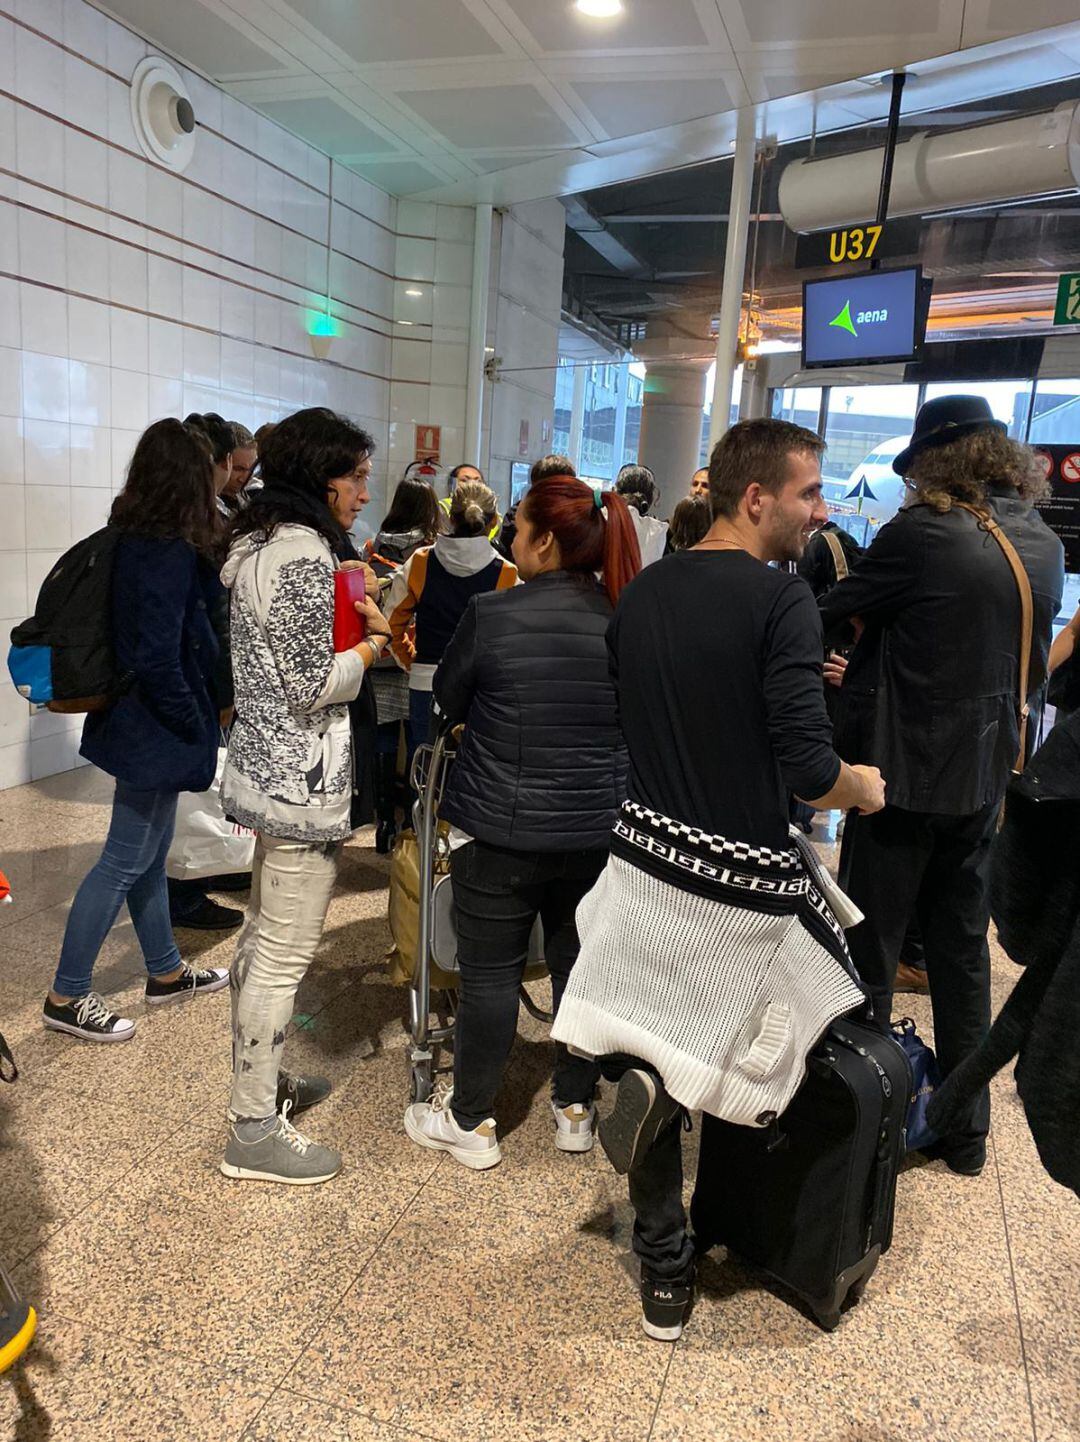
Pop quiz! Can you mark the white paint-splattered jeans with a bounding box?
[228,834,339,1124]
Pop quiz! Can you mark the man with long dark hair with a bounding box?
[822,395,1064,1177]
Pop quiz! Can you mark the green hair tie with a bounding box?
[593,487,603,509]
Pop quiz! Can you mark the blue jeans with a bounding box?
[53,781,183,999]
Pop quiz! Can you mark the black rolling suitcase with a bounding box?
[690,1018,911,1330]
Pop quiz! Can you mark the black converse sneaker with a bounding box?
[641,1266,695,1342]
[145,963,230,1005]
[43,991,136,1043]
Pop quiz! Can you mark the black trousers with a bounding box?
[600,1055,696,1283]
[449,840,606,1130]
[839,801,999,1147]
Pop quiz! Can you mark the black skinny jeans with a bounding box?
[449,840,606,1130]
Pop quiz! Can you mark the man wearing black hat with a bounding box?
[820,394,1064,1176]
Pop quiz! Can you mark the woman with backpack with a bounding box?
[219,407,391,1186]
[43,419,232,1045]
[404,476,641,1169]
[362,474,444,852]
[385,478,517,751]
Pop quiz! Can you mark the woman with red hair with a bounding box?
[404,475,641,1169]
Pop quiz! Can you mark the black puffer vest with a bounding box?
[433,571,626,852]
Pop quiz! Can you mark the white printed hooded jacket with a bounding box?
[220,524,365,843]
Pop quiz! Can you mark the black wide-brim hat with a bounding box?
[893,394,1007,476]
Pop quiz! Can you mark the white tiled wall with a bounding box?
[0,0,486,790]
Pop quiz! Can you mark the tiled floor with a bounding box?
[1,769,1078,1442]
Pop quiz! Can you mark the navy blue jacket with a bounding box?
[81,537,220,793]
[434,571,626,851]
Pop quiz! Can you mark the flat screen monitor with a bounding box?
[802,266,927,368]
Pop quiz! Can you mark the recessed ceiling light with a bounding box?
[399,319,414,326]
[575,0,623,17]
[405,287,423,297]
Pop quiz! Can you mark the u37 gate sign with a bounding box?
[1034,444,1080,572]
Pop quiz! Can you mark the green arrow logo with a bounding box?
[829,300,858,338]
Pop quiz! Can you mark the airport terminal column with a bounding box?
[465,202,494,468]
[708,107,757,450]
[636,315,712,515]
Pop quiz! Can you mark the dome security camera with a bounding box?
[130,58,197,171]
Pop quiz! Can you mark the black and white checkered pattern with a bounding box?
[622,801,801,871]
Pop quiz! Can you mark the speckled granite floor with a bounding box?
[1,768,1077,1442]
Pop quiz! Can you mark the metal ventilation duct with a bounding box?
[778,101,1080,233]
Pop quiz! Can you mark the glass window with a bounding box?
[1029,378,1080,446]
[772,386,822,430]
[923,380,1032,440]
[822,384,919,542]
[552,356,574,457]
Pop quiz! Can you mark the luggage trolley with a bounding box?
[406,726,552,1104]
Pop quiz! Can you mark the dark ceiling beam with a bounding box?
[562,195,652,277]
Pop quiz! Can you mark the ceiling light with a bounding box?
[405,287,423,297]
[399,319,414,326]
[575,0,623,17]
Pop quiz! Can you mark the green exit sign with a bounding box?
[1054,273,1080,326]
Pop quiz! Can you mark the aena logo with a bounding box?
[828,300,889,338]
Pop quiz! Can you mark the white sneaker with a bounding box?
[552,1100,596,1153]
[404,1084,502,1170]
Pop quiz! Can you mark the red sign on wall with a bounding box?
[415,424,441,463]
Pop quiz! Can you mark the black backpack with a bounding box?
[7,527,131,713]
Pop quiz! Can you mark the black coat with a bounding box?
[797,522,864,600]
[820,488,1064,814]
[928,711,1080,1197]
[433,570,626,852]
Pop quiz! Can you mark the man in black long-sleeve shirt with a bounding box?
[598,419,885,1342]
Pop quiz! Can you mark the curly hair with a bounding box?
[233,407,375,547]
[906,429,1051,514]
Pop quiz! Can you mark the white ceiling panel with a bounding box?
[344,159,450,194]
[396,84,580,149]
[498,0,709,53]
[471,151,569,172]
[99,0,288,74]
[965,0,1080,42]
[284,0,504,64]
[87,0,1080,205]
[751,0,952,45]
[254,97,398,155]
[571,77,736,137]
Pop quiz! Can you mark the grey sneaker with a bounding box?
[220,1104,341,1185]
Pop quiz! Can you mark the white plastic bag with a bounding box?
[166,748,255,880]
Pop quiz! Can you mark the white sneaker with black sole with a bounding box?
[552,1100,596,1153]
[404,1083,502,1170]
[43,991,136,1043]
[144,963,229,1005]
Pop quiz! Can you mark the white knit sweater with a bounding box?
[552,802,865,1126]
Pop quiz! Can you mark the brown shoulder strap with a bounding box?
[955,503,1033,769]
[822,528,849,583]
